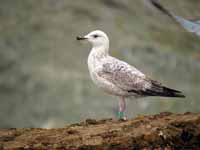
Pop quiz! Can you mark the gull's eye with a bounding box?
[93,34,99,38]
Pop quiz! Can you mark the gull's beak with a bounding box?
[76,36,88,41]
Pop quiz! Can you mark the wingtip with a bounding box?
[176,94,186,98]
[163,87,186,98]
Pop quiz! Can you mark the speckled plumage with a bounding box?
[77,30,185,119]
[88,54,149,97]
[85,31,184,99]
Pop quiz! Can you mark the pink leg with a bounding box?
[118,97,126,120]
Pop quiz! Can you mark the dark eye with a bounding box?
[93,34,99,38]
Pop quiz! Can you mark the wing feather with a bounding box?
[97,58,152,93]
[97,57,185,97]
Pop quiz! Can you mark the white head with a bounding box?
[77,30,109,51]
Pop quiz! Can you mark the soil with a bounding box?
[1,112,200,150]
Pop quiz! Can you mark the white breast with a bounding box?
[87,49,101,83]
[87,49,131,97]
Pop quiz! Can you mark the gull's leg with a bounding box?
[118,97,127,120]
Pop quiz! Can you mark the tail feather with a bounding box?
[145,87,185,98]
[161,87,185,98]
[146,80,186,98]
[163,86,182,93]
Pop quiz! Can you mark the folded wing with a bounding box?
[98,58,185,98]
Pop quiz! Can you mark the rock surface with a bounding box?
[0,112,200,150]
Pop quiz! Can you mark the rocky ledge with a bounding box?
[0,112,200,150]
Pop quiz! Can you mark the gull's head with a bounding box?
[77,30,109,48]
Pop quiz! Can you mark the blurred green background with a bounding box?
[0,0,200,128]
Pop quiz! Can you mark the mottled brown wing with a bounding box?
[97,60,152,94]
[98,59,185,97]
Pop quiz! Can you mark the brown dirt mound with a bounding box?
[1,112,200,150]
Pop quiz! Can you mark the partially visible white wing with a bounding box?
[174,16,200,36]
[194,20,200,25]
[150,0,200,37]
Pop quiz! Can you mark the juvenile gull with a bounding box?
[150,0,200,37]
[77,30,185,120]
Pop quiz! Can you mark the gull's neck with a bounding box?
[90,43,109,59]
[88,43,109,76]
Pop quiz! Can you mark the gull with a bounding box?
[150,0,200,37]
[77,30,185,120]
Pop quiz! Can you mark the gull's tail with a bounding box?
[146,86,185,98]
[159,86,185,98]
[146,80,186,98]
